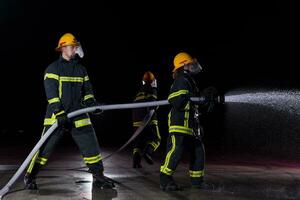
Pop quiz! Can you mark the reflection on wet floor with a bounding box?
[1,147,300,200]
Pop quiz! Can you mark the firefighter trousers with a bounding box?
[27,114,103,176]
[132,124,161,156]
[160,133,205,185]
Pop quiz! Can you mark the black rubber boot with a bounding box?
[93,173,115,189]
[160,173,181,191]
[133,151,142,168]
[24,163,41,190]
[24,173,38,190]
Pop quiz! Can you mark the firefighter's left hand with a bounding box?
[91,102,104,115]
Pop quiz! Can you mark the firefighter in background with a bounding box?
[24,33,114,190]
[132,71,161,168]
[160,52,209,191]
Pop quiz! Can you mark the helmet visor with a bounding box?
[189,59,202,74]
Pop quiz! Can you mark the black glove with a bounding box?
[91,101,104,115]
[56,113,71,127]
[201,86,219,113]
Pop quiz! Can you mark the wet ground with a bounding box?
[0,143,299,200]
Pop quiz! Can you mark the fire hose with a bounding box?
[0,97,205,199]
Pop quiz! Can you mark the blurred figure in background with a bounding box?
[132,71,161,168]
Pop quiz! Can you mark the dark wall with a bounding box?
[1,0,300,161]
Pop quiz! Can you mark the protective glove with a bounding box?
[56,113,71,127]
[90,101,104,115]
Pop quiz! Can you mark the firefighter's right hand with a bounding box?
[91,102,104,115]
[56,114,71,127]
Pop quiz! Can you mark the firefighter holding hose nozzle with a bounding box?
[160,52,218,191]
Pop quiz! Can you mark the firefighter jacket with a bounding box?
[43,56,97,124]
[132,83,158,127]
[168,70,202,136]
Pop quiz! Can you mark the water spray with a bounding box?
[225,89,300,115]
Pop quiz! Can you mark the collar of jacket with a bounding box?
[176,70,199,93]
[175,69,189,78]
[59,55,79,64]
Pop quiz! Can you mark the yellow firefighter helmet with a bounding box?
[56,33,80,51]
[173,52,194,72]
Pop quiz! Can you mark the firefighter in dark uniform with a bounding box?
[160,52,208,191]
[24,33,114,190]
[132,71,161,168]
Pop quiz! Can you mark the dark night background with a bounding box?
[1,1,299,159]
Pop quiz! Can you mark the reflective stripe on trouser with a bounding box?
[27,127,46,173]
[160,135,179,176]
[27,125,65,174]
[83,154,102,164]
[160,133,205,178]
[133,124,161,154]
[71,120,104,173]
[146,124,161,151]
[27,114,103,174]
[133,148,141,155]
[189,170,204,178]
[189,137,205,183]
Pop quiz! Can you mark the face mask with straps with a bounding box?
[75,44,84,58]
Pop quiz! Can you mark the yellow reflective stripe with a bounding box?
[169,125,193,135]
[146,125,161,151]
[55,110,65,117]
[27,127,46,173]
[148,141,160,151]
[189,170,204,178]
[133,120,158,127]
[160,166,174,176]
[150,120,158,125]
[60,76,84,82]
[48,97,60,104]
[59,80,62,98]
[168,90,189,100]
[36,157,48,165]
[160,135,176,175]
[133,148,141,154]
[146,94,157,99]
[83,154,102,164]
[44,118,56,125]
[44,73,59,80]
[136,92,145,96]
[155,124,161,140]
[184,102,190,127]
[84,94,94,101]
[59,76,85,98]
[84,76,89,81]
[27,151,39,173]
[133,121,143,127]
[134,95,146,101]
[74,118,91,128]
